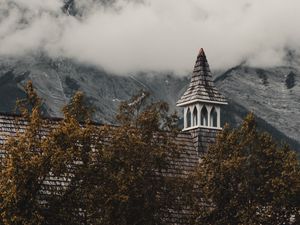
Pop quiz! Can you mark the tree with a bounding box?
[0,85,189,225]
[193,113,300,225]
[0,81,49,225]
[41,91,98,225]
[94,92,186,225]
[0,82,99,225]
[59,91,189,225]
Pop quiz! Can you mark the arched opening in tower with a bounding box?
[186,108,191,127]
[210,106,218,127]
[192,107,198,126]
[201,106,208,126]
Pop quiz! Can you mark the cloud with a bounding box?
[0,0,300,75]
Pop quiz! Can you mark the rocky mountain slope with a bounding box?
[217,66,300,143]
[0,55,299,150]
[0,55,188,123]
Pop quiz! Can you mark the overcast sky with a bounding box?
[0,0,300,75]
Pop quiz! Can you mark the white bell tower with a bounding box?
[177,48,228,131]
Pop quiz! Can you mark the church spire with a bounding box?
[177,48,227,106]
[177,49,227,131]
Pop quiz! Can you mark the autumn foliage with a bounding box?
[0,83,186,225]
[193,113,300,225]
[0,82,299,225]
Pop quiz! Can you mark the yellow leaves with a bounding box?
[62,91,93,123]
[0,83,189,224]
[115,194,129,203]
[241,112,256,132]
[194,112,300,225]
[221,156,246,172]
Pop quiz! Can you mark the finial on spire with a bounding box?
[198,48,206,59]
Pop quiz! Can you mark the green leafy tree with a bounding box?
[193,113,300,225]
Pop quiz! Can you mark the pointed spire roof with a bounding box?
[177,48,227,106]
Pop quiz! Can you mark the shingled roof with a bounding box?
[0,112,205,222]
[177,48,227,106]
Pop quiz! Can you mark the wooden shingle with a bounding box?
[177,48,227,106]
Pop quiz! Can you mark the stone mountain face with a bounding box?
[217,66,300,143]
[0,55,189,123]
[0,55,299,150]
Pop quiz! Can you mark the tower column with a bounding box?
[207,105,212,127]
[216,106,221,128]
[190,106,194,127]
[196,104,200,127]
[198,104,202,127]
[183,107,187,129]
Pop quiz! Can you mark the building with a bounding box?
[0,48,228,224]
[177,48,227,156]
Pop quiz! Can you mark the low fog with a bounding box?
[0,0,300,74]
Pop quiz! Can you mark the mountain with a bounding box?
[0,55,188,123]
[0,55,299,150]
[217,66,300,143]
